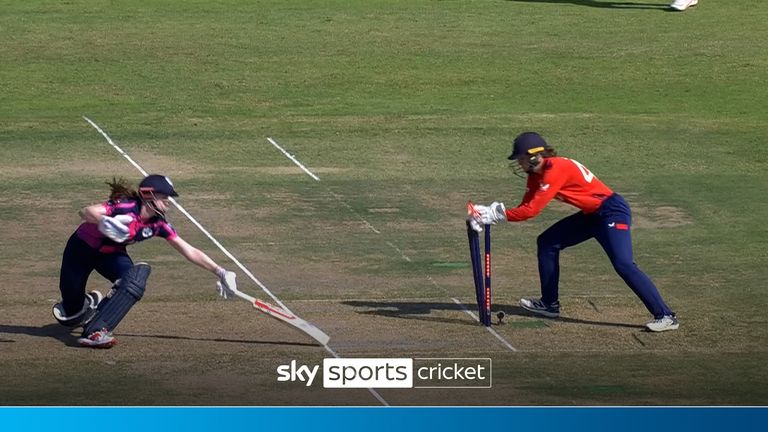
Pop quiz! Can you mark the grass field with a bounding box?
[1,0,767,405]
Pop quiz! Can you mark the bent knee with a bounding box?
[537,233,560,252]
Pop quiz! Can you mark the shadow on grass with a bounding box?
[343,300,645,330]
[118,333,318,347]
[507,0,671,10]
[343,300,479,326]
[0,324,318,347]
[0,324,79,346]
[503,305,646,329]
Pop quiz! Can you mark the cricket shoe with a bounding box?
[78,328,117,348]
[669,0,698,11]
[87,290,103,308]
[52,292,102,328]
[519,298,560,318]
[645,315,679,332]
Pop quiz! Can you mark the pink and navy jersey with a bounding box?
[76,198,177,253]
[505,157,614,222]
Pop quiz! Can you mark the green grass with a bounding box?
[1,0,767,405]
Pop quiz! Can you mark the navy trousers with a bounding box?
[536,194,674,318]
[59,233,134,316]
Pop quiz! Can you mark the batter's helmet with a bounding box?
[508,132,551,160]
[139,174,178,198]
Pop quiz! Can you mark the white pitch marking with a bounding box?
[327,190,381,234]
[83,117,150,177]
[452,298,518,352]
[322,344,390,406]
[385,241,411,262]
[266,137,320,181]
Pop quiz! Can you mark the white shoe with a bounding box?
[78,328,117,348]
[670,0,698,11]
[645,315,679,332]
[519,298,561,318]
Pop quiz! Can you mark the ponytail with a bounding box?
[106,177,139,201]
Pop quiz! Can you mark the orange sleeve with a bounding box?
[504,165,568,222]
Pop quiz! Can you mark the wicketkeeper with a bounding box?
[53,174,237,348]
[470,132,678,332]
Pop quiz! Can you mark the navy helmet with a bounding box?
[508,132,551,160]
[139,174,178,198]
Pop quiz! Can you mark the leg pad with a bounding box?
[83,263,151,334]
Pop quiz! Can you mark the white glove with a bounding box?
[98,214,134,243]
[468,217,483,233]
[467,202,484,232]
[475,202,507,225]
[215,267,236,300]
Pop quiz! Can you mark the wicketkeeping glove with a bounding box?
[468,217,484,233]
[474,202,507,225]
[98,214,134,243]
[215,267,237,300]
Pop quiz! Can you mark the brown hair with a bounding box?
[541,147,558,158]
[106,177,139,201]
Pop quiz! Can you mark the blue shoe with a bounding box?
[519,298,560,318]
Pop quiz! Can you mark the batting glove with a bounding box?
[98,214,134,243]
[215,267,237,300]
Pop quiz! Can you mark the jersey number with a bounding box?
[569,159,594,183]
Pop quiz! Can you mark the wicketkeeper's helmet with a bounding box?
[508,132,551,160]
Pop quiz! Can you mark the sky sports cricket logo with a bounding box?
[276,358,491,388]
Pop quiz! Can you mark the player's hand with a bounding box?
[468,217,483,232]
[466,202,484,232]
[98,215,134,243]
[475,202,507,225]
[215,267,237,300]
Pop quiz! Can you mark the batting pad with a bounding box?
[83,263,151,334]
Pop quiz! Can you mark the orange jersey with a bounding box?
[505,157,614,221]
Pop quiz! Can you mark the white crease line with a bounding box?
[266,137,320,181]
[263,136,382,236]
[83,117,150,177]
[328,190,381,234]
[323,344,389,406]
[385,241,411,262]
[452,298,518,352]
[84,117,387,407]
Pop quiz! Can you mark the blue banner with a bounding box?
[0,407,766,432]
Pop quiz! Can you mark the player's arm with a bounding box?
[504,172,567,222]
[167,236,237,299]
[167,235,221,273]
[471,177,552,226]
[79,203,108,224]
[83,202,136,242]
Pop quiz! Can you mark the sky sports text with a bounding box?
[276,358,491,388]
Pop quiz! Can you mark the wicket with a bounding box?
[466,220,492,326]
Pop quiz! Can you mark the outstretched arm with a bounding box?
[167,236,221,273]
[167,236,237,299]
